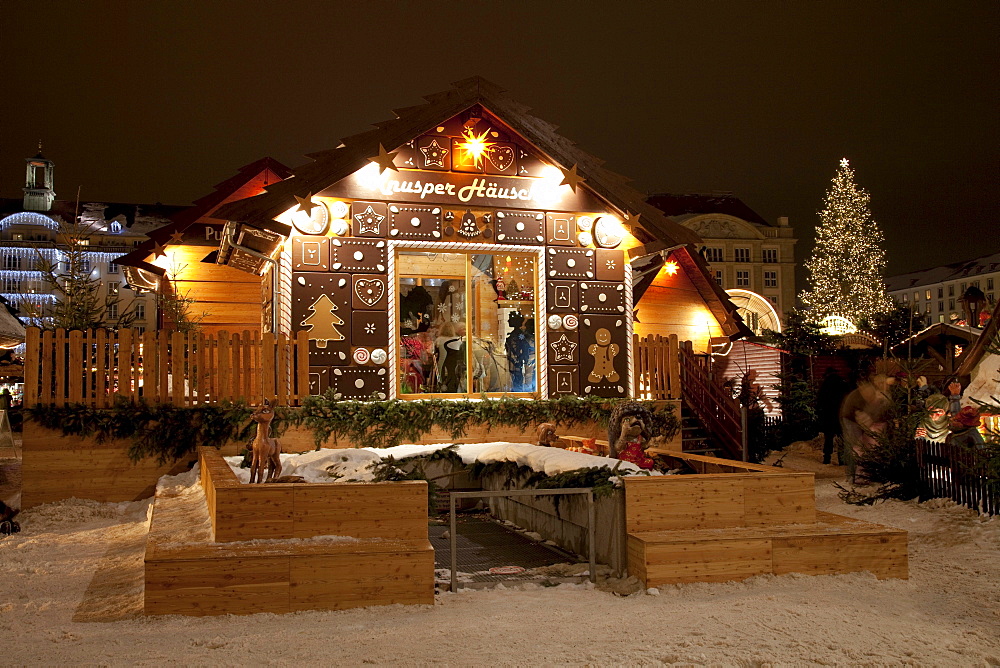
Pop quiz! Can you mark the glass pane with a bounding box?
[397,252,466,394]
[397,250,537,396]
[470,253,537,393]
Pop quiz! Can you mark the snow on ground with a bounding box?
[2,448,999,666]
[226,441,656,483]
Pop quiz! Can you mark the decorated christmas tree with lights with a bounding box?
[799,158,893,327]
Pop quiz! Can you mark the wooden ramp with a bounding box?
[625,451,908,586]
[144,449,435,616]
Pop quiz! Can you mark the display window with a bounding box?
[396,250,537,397]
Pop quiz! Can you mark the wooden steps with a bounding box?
[628,511,908,585]
[143,448,435,616]
[624,450,908,586]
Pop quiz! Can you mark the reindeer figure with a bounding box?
[249,399,282,483]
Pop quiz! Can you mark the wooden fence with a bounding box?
[633,334,745,459]
[916,438,998,516]
[23,327,310,407]
[632,334,682,400]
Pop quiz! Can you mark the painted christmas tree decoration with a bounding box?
[300,294,346,347]
[799,158,893,326]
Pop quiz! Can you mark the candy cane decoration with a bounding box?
[388,240,546,399]
[624,261,634,398]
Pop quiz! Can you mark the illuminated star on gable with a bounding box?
[150,242,168,259]
[353,206,385,235]
[168,231,185,245]
[420,139,449,168]
[550,333,578,362]
[295,193,318,217]
[559,164,585,192]
[369,144,400,173]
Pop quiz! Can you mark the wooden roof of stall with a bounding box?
[213,77,701,249]
[115,157,291,275]
[212,76,749,340]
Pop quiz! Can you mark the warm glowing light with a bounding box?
[593,215,626,248]
[150,250,175,272]
[818,315,858,336]
[799,159,892,326]
[457,127,496,168]
[355,161,391,191]
[663,261,679,276]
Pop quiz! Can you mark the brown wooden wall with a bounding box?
[20,421,238,508]
[635,264,725,353]
[21,419,607,508]
[165,245,262,334]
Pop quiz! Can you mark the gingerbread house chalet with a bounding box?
[211,77,749,401]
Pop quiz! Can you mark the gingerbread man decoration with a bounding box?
[588,327,620,383]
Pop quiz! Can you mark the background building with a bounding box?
[647,193,797,334]
[0,149,177,332]
[886,251,999,325]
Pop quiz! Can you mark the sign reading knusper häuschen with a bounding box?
[323,169,606,212]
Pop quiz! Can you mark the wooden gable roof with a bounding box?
[213,77,700,249]
[116,157,291,274]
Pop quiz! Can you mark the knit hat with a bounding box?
[950,406,981,430]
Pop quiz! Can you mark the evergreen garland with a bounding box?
[26,397,266,464]
[26,396,678,464]
[294,394,678,450]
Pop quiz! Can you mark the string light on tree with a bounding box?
[799,158,893,327]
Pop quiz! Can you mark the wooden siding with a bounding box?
[628,513,908,586]
[162,245,262,334]
[19,420,241,508]
[634,264,725,353]
[144,464,434,616]
[622,450,907,586]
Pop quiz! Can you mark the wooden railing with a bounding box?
[916,437,998,516]
[632,334,682,400]
[676,340,745,459]
[22,327,310,407]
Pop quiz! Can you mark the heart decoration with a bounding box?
[355,278,385,307]
[486,145,514,172]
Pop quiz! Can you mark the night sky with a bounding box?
[3,1,997,280]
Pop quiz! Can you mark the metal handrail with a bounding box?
[448,488,596,592]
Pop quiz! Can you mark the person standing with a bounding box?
[816,367,849,465]
[0,388,11,412]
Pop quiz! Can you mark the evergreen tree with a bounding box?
[21,219,135,330]
[800,159,893,327]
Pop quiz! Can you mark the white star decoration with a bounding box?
[354,206,385,235]
[420,139,449,168]
[550,334,578,362]
[364,322,377,335]
[605,259,617,270]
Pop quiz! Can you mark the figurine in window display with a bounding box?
[505,312,534,392]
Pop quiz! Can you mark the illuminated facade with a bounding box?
[886,251,999,325]
[210,77,750,400]
[646,193,797,333]
[0,149,177,330]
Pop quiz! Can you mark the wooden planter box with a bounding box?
[143,448,435,616]
[625,451,908,586]
[22,415,607,508]
[20,420,230,509]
